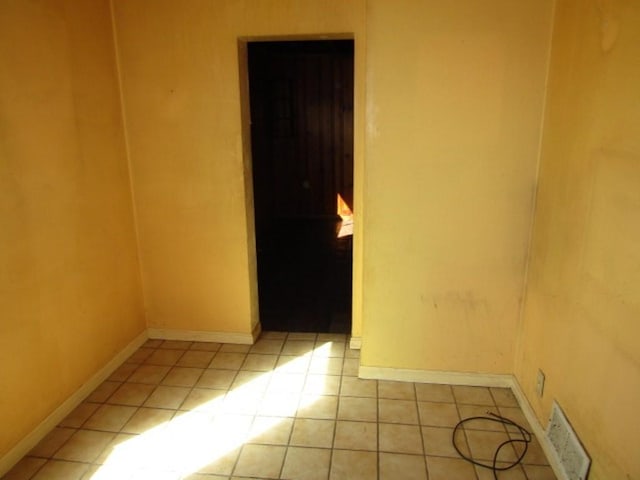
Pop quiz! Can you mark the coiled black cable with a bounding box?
[452,411,532,480]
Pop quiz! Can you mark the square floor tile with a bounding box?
[222,389,262,415]
[143,386,190,410]
[127,347,155,364]
[415,383,454,403]
[309,356,344,375]
[379,423,423,454]
[230,370,272,393]
[108,363,137,382]
[85,381,121,403]
[94,432,137,464]
[58,403,100,428]
[161,367,204,387]
[233,444,286,478]
[281,446,331,480]
[457,405,507,432]
[258,392,301,416]
[84,404,136,432]
[128,365,171,384]
[159,340,192,350]
[290,418,335,448]
[249,338,285,354]
[452,385,494,406]
[121,408,174,434]
[379,399,419,424]
[260,331,288,339]
[29,427,76,458]
[491,387,519,407]
[190,342,222,352]
[329,449,377,480]
[53,429,115,462]
[514,435,550,466]
[499,406,532,432]
[280,339,315,356]
[426,456,477,480]
[247,416,294,445]
[318,333,348,342]
[337,396,377,422]
[422,426,468,458]
[107,383,155,406]
[208,353,246,370]
[379,452,428,480]
[297,394,338,419]
[3,456,46,480]
[345,347,360,359]
[241,353,278,371]
[145,349,185,366]
[196,369,236,389]
[287,332,317,341]
[333,421,377,451]
[342,358,359,376]
[176,350,216,368]
[180,388,226,413]
[210,414,254,445]
[276,354,311,373]
[281,339,315,355]
[378,381,416,400]
[340,377,377,397]
[417,401,460,427]
[312,341,346,358]
[268,372,306,393]
[523,464,558,479]
[196,447,240,476]
[466,429,518,462]
[219,343,251,353]
[304,374,341,395]
[476,463,528,480]
[32,460,88,480]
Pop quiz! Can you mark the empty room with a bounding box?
[1,1,638,479]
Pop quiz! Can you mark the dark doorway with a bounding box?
[248,40,354,333]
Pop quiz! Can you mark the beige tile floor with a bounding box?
[3,332,557,480]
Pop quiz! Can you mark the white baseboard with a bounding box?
[510,378,567,480]
[0,330,148,477]
[147,326,260,345]
[349,336,362,350]
[358,365,513,387]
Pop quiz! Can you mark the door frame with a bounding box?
[237,34,363,342]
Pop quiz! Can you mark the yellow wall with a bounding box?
[515,0,640,478]
[360,0,553,373]
[0,0,145,459]
[112,0,366,336]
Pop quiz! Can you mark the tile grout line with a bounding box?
[414,381,430,479]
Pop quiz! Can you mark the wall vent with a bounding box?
[546,401,591,480]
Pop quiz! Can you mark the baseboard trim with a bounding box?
[358,365,513,387]
[147,327,257,345]
[251,322,262,343]
[0,330,148,477]
[349,336,362,350]
[510,378,567,480]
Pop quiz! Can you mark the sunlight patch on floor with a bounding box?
[90,344,333,479]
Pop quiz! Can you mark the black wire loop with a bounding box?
[452,411,532,480]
